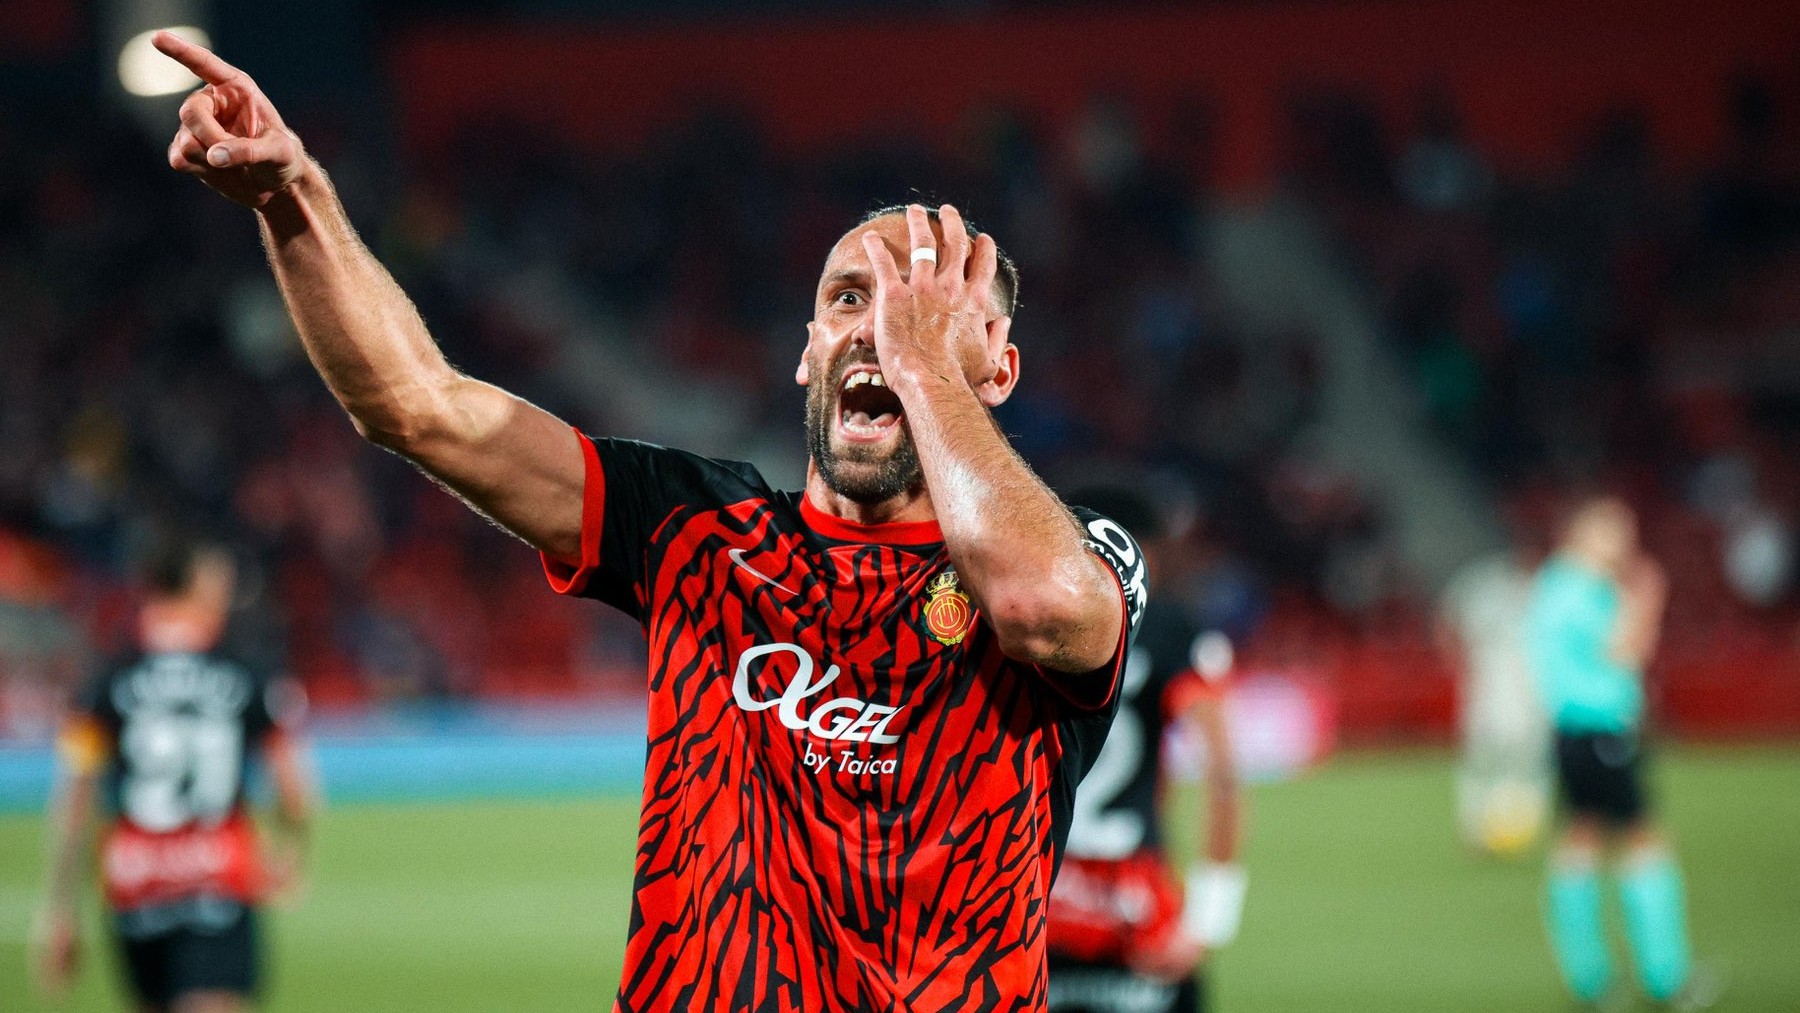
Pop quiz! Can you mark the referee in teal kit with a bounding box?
[1527,495,1708,1010]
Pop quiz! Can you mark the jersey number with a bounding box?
[120,714,244,832]
[1065,648,1150,859]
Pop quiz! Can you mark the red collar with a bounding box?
[800,494,943,546]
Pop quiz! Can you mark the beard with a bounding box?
[805,349,923,505]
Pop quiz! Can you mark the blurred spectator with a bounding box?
[1399,87,1493,214]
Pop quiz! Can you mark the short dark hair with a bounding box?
[860,204,1020,315]
[143,532,203,596]
[1065,486,1163,543]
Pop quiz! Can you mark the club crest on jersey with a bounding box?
[924,569,973,647]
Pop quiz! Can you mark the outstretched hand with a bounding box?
[860,204,1010,394]
[153,31,307,208]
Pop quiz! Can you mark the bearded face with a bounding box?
[804,343,921,505]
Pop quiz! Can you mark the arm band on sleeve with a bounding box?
[56,718,112,777]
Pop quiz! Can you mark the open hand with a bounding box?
[154,31,307,208]
[860,204,1009,393]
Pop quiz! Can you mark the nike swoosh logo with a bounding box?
[728,548,795,595]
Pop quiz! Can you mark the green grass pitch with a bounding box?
[2,747,1795,1011]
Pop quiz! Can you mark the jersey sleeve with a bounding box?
[540,429,767,620]
[246,673,309,746]
[1037,507,1150,714]
[56,668,118,777]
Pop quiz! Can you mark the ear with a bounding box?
[975,318,1019,408]
[796,323,815,386]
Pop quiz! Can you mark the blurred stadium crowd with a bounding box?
[3,32,1799,738]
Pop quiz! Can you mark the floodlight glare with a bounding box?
[118,26,211,97]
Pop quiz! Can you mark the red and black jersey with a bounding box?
[62,643,302,922]
[1060,601,1215,861]
[1046,601,1219,965]
[541,433,1146,1013]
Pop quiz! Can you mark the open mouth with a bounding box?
[837,369,904,442]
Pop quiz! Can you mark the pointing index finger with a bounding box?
[152,30,242,87]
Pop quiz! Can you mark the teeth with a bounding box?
[842,371,887,391]
[870,373,885,387]
[840,410,897,435]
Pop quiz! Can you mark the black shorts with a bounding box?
[115,904,259,1006]
[1048,952,1205,1013]
[1553,730,1648,826]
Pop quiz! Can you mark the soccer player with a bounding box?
[152,33,1146,1010]
[33,538,314,1012]
[1439,547,1549,857]
[1046,488,1244,1013]
[1528,496,1702,1009]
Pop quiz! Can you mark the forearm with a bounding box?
[1194,703,1243,863]
[1611,591,1666,669]
[1205,777,1243,863]
[254,162,584,557]
[1180,708,1248,946]
[267,739,317,852]
[256,160,465,444]
[42,775,96,909]
[890,366,1115,668]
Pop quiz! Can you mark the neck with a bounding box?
[802,462,935,527]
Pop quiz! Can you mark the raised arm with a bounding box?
[863,205,1131,674]
[153,32,584,560]
[1610,553,1668,670]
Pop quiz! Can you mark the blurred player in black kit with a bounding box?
[33,538,315,1013]
[1048,488,1246,1013]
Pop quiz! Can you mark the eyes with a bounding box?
[833,289,865,308]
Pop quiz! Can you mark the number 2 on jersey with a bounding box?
[1065,648,1151,859]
